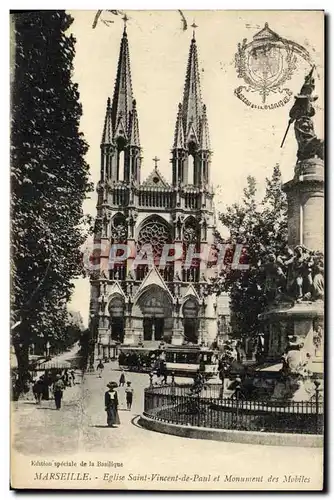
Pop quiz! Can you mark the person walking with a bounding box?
[125,381,134,411]
[104,382,120,427]
[119,369,126,387]
[33,377,44,404]
[96,360,104,378]
[53,374,65,410]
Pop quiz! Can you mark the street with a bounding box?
[11,358,324,490]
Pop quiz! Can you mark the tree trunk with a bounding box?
[12,320,31,400]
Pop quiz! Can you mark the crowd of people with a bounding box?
[31,368,77,409]
[10,368,79,409]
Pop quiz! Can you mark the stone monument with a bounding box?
[259,67,324,400]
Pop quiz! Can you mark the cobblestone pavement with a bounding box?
[12,361,323,487]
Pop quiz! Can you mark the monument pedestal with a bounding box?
[260,300,324,377]
[257,156,324,401]
[283,157,324,252]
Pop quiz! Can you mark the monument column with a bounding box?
[284,158,324,252]
[260,67,324,378]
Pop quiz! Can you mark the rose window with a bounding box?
[137,220,170,257]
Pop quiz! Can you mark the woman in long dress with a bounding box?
[105,383,120,427]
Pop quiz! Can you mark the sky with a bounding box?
[67,10,324,326]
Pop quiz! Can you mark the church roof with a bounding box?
[134,266,174,303]
[140,166,171,189]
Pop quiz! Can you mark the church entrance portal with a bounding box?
[143,318,164,341]
[108,296,125,344]
[137,286,172,342]
[183,298,199,344]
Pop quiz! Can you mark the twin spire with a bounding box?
[173,33,210,151]
[101,27,210,154]
[101,26,140,148]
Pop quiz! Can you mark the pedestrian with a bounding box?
[53,374,65,410]
[161,362,168,384]
[105,382,120,427]
[33,377,44,404]
[96,360,104,378]
[125,381,134,411]
[119,369,126,387]
[62,369,70,387]
[70,370,76,385]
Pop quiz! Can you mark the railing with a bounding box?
[143,384,323,435]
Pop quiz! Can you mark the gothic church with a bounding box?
[89,25,230,360]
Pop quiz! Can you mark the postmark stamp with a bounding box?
[234,23,312,110]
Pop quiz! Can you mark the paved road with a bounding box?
[12,362,323,490]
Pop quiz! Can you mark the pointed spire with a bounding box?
[111,26,134,140]
[199,104,210,150]
[173,103,185,149]
[129,99,141,147]
[101,97,113,145]
[182,34,203,142]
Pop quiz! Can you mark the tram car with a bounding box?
[164,345,218,378]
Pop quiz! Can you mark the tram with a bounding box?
[118,344,218,378]
[164,345,218,377]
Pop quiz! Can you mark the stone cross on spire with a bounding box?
[191,21,198,39]
[153,156,160,169]
[122,14,129,29]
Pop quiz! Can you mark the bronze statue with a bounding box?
[281,66,324,161]
[263,253,286,302]
[264,244,324,304]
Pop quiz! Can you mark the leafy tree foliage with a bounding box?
[216,164,288,341]
[11,11,91,390]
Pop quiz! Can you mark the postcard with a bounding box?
[10,9,324,490]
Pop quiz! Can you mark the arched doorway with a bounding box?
[183,298,199,344]
[137,286,172,342]
[108,296,125,344]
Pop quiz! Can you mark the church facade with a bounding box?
[89,25,230,360]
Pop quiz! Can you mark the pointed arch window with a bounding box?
[188,154,195,185]
[118,150,124,181]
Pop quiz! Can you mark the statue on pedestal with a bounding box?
[263,253,286,302]
[281,66,324,162]
[173,213,184,240]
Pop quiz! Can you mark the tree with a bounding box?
[11,11,91,394]
[216,164,288,342]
